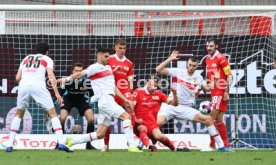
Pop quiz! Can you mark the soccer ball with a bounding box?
[199,101,212,114]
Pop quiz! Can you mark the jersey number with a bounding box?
[25,56,42,68]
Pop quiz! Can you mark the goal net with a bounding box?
[0,6,275,149]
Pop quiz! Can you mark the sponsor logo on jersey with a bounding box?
[152,96,160,100]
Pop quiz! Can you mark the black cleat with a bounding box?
[176,147,190,152]
[148,145,158,152]
[86,142,97,150]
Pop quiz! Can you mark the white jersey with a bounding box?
[168,68,204,106]
[19,54,54,87]
[85,63,115,102]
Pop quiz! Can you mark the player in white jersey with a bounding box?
[155,51,232,152]
[6,42,71,152]
[59,47,141,152]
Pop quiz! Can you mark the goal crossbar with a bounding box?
[1,5,276,12]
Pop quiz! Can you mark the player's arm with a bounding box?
[128,63,134,92]
[47,68,63,105]
[115,87,133,111]
[202,69,220,92]
[221,58,233,101]
[165,87,178,106]
[15,69,22,83]
[155,50,179,75]
[15,57,27,83]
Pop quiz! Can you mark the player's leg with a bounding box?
[212,111,230,148]
[59,109,69,133]
[6,109,25,152]
[83,108,96,150]
[210,96,230,148]
[59,97,72,133]
[151,128,175,151]
[6,86,30,152]
[136,125,150,149]
[157,103,173,127]
[33,87,71,152]
[67,122,109,147]
[192,113,224,149]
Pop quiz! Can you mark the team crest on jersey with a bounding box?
[152,96,159,100]
[123,66,129,71]
[212,63,217,67]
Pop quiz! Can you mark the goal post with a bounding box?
[0,5,275,149]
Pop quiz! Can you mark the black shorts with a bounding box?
[60,97,91,116]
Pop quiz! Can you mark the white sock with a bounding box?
[51,117,65,145]
[123,119,136,147]
[72,132,97,145]
[207,125,224,148]
[7,117,21,147]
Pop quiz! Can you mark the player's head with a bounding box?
[36,41,49,55]
[206,38,219,55]
[147,75,160,93]
[72,62,83,74]
[187,56,199,74]
[96,47,110,65]
[114,39,127,57]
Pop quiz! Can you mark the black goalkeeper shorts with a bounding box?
[60,97,91,116]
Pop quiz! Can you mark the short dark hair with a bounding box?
[96,47,110,54]
[114,39,127,46]
[188,56,199,62]
[206,38,219,45]
[148,75,160,83]
[72,62,83,69]
[36,41,49,55]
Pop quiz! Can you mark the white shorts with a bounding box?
[97,94,125,126]
[17,85,55,110]
[158,103,200,123]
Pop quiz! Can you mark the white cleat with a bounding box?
[200,146,215,152]
[101,145,109,152]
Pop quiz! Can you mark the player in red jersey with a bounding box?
[133,76,179,152]
[205,38,233,151]
[103,39,135,151]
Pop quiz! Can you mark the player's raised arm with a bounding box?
[155,50,179,75]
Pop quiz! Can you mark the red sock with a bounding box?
[104,127,111,145]
[130,113,136,127]
[209,136,216,148]
[215,122,230,147]
[161,136,175,151]
[139,130,150,148]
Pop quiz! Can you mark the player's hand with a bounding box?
[223,92,229,101]
[136,118,143,124]
[169,50,180,61]
[170,87,177,94]
[113,66,121,73]
[213,68,220,80]
[55,94,64,105]
[57,77,66,84]
[124,99,133,109]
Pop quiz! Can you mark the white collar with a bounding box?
[209,50,220,59]
[114,54,126,62]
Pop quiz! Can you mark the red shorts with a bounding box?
[134,120,159,137]
[114,92,134,107]
[211,95,228,112]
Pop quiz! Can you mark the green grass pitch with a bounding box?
[0,150,275,165]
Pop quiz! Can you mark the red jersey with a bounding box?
[206,51,232,96]
[108,54,133,94]
[133,88,169,122]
